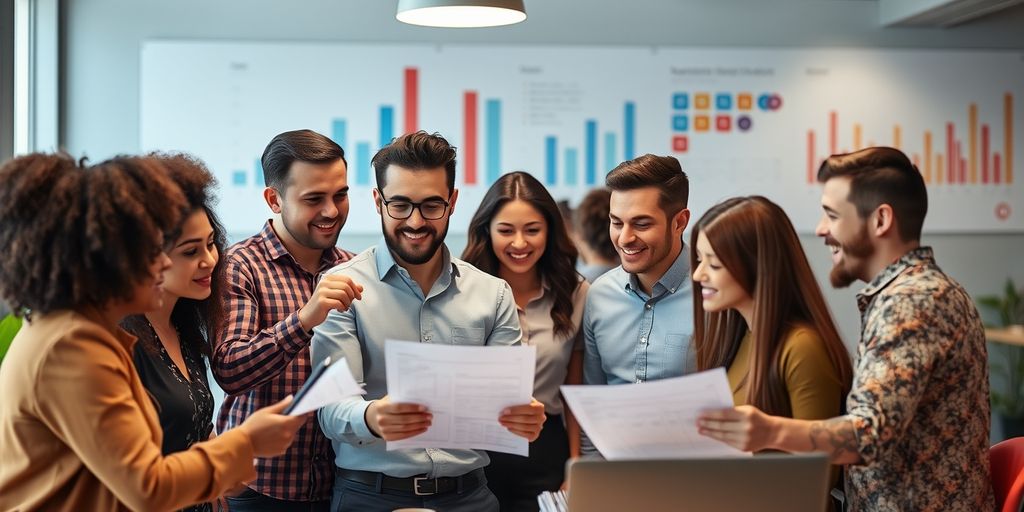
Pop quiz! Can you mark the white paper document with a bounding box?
[384,340,536,456]
[560,368,748,460]
[287,357,366,416]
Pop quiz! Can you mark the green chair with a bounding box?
[0,313,23,366]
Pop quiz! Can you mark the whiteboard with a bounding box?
[140,42,1024,235]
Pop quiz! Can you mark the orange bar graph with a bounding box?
[969,103,978,183]
[853,124,862,150]
[924,131,932,183]
[936,155,944,184]
[894,125,902,149]
[1006,93,1014,184]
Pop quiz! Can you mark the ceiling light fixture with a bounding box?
[396,0,527,28]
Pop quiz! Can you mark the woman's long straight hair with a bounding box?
[690,196,853,417]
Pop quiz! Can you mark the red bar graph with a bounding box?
[463,91,478,185]
[807,131,815,183]
[982,124,990,184]
[947,123,954,184]
[404,68,418,134]
[996,154,1002,184]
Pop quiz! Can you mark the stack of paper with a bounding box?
[286,357,365,416]
[537,490,568,512]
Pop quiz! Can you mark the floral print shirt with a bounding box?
[846,247,994,512]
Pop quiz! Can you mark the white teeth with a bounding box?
[622,247,643,255]
[509,253,530,260]
[404,232,427,240]
[314,222,336,229]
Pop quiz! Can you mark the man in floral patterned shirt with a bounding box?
[697,146,994,511]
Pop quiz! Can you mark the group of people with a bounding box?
[0,127,994,512]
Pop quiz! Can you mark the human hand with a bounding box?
[299,274,364,331]
[365,395,433,441]
[499,398,546,441]
[696,405,776,452]
[238,396,306,457]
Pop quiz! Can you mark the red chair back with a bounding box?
[991,437,1024,512]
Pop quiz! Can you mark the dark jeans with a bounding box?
[331,470,498,512]
[226,488,330,512]
[485,414,569,512]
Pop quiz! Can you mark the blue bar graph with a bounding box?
[379,106,394,149]
[254,158,264,186]
[232,170,246,187]
[486,99,502,184]
[605,132,617,173]
[624,102,636,160]
[545,136,557,186]
[585,120,598,186]
[356,142,372,187]
[565,148,579,186]
[332,119,347,150]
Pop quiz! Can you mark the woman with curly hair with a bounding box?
[462,171,587,511]
[120,154,229,512]
[0,153,304,512]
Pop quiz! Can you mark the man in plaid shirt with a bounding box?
[212,129,363,511]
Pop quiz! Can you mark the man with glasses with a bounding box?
[312,131,546,512]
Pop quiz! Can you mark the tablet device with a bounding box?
[283,355,332,415]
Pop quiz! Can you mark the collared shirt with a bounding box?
[313,241,522,478]
[583,245,695,386]
[0,310,255,512]
[211,221,352,501]
[519,279,589,416]
[845,247,994,512]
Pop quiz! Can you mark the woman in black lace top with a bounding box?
[122,154,228,512]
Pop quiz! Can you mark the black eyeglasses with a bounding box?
[377,189,451,220]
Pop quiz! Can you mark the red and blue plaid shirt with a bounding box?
[212,221,353,502]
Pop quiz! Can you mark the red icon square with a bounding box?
[672,135,689,152]
[716,115,731,132]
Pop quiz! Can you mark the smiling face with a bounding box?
[162,209,219,301]
[815,176,876,288]
[609,187,687,285]
[374,164,457,267]
[692,231,753,316]
[268,158,349,252]
[489,199,548,279]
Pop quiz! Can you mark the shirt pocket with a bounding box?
[451,326,486,345]
[663,333,694,374]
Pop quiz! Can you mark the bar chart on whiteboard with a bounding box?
[141,43,1023,234]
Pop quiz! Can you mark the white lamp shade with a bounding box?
[396,0,527,28]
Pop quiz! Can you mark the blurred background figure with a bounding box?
[573,188,619,283]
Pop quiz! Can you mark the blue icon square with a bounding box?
[672,93,689,110]
[672,115,689,132]
[716,94,732,110]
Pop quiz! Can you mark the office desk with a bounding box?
[986,326,1024,347]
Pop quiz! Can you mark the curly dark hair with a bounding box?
[462,171,581,338]
[0,153,185,316]
[122,153,226,358]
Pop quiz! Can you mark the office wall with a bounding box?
[64,0,1024,348]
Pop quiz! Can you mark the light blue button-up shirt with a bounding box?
[313,240,522,478]
[583,245,695,386]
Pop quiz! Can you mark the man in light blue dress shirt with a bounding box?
[582,155,696,448]
[312,131,546,512]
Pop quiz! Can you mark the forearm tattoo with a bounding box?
[808,417,861,463]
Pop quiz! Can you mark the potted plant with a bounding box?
[979,279,1024,439]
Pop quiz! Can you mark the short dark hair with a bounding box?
[817,146,927,242]
[605,154,689,215]
[0,153,185,315]
[372,131,456,193]
[575,188,618,262]
[261,129,346,190]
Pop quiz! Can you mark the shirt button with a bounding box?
[645,304,653,310]
[424,334,432,341]
[635,378,644,383]
[640,337,647,344]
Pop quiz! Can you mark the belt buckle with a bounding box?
[413,476,437,496]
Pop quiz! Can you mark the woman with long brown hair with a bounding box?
[462,171,587,512]
[690,196,852,430]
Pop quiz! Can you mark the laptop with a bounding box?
[566,453,831,512]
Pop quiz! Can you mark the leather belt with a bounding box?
[337,467,485,496]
